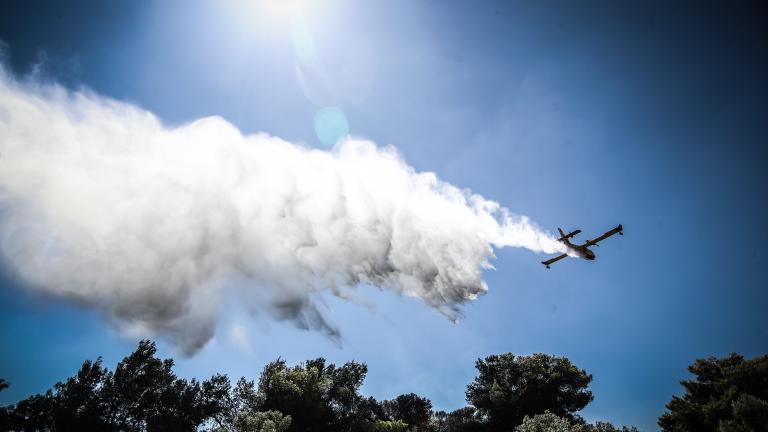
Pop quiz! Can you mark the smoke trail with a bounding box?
[0,71,563,353]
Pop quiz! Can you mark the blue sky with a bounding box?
[1,1,767,430]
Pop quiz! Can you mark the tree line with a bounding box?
[0,340,766,431]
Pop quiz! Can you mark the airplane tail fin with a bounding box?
[557,227,581,242]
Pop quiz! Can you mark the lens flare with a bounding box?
[314,106,349,147]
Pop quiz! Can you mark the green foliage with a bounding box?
[368,419,409,432]
[438,407,485,432]
[717,394,768,431]
[257,357,374,432]
[588,421,639,432]
[211,377,265,430]
[514,412,638,432]
[381,393,432,431]
[515,411,579,432]
[0,340,698,432]
[465,353,593,430]
[658,353,768,432]
[233,410,292,432]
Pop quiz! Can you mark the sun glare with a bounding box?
[259,0,313,21]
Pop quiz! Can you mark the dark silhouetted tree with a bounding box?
[1,343,654,432]
[213,377,262,430]
[381,393,432,431]
[357,396,388,429]
[2,390,55,431]
[465,353,593,430]
[1,360,110,431]
[0,339,230,432]
[99,339,229,431]
[442,407,485,432]
[50,358,112,430]
[658,352,768,432]
[257,357,374,432]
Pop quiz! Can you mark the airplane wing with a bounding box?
[584,224,623,247]
[542,253,568,269]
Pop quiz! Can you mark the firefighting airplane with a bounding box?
[541,224,623,269]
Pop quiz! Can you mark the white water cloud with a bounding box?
[0,71,563,354]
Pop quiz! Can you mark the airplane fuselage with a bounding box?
[561,240,596,260]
